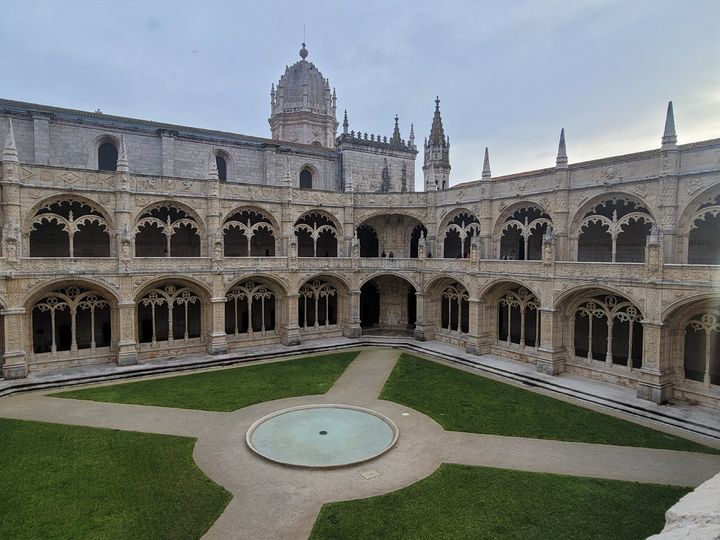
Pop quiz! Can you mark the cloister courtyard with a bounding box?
[1,343,719,539]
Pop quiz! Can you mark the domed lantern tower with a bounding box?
[269,43,338,148]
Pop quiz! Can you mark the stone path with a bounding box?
[1,347,719,539]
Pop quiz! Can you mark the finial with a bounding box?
[208,149,218,180]
[343,109,349,134]
[482,147,491,180]
[662,101,677,148]
[116,135,129,172]
[391,114,401,144]
[3,118,18,162]
[299,42,308,60]
[556,128,568,168]
[409,123,415,146]
[435,96,440,110]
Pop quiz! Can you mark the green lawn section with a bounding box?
[0,418,231,540]
[311,464,688,540]
[380,354,719,453]
[55,351,358,411]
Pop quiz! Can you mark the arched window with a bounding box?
[225,281,276,337]
[223,210,275,256]
[216,156,227,181]
[577,199,654,262]
[573,294,643,367]
[440,283,470,334]
[356,224,379,257]
[684,313,720,386]
[135,205,201,257]
[30,200,111,257]
[498,287,540,347]
[300,169,313,189]
[298,280,337,329]
[32,286,112,354]
[500,207,552,260]
[98,143,118,171]
[138,284,201,344]
[688,195,720,264]
[294,212,338,257]
[442,212,480,258]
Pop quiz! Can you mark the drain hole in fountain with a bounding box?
[319,430,328,435]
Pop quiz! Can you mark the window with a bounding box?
[300,169,312,189]
[98,143,118,171]
[216,156,227,181]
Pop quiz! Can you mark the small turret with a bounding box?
[556,128,568,168]
[116,135,129,173]
[391,115,401,145]
[3,118,18,163]
[343,110,349,134]
[423,97,451,190]
[662,101,677,149]
[482,147,491,180]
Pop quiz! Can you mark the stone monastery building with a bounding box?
[1,44,719,409]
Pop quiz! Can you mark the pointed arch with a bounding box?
[438,208,480,259]
[494,203,553,260]
[294,210,341,257]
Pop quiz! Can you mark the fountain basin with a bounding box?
[246,404,399,468]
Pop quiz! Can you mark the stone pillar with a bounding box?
[345,289,362,338]
[636,322,674,403]
[116,301,138,366]
[465,298,481,354]
[536,307,566,375]
[658,148,679,263]
[282,293,301,346]
[553,169,570,261]
[413,292,434,341]
[2,141,22,264]
[1,307,28,379]
[206,297,228,355]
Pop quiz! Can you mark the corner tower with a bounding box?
[423,97,451,190]
[269,43,338,148]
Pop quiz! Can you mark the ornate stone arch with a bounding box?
[222,206,278,257]
[359,271,421,293]
[677,185,720,264]
[554,284,644,315]
[25,195,115,258]
[133,201,206,257]
[493,202,553,260]
[25,279,119,358]
[437,207,481,259]
[570,193,656,262]
[293,210,342,257]
[224,275,285,339]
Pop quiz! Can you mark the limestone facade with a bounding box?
[0,50,719,410]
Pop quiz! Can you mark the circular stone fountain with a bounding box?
[246,404,399,468]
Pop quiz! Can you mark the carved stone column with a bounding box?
[282,293,301,346]
[465,298,481,355]
[636,322,674,403]
[206,297,228,355]
[536,307,566,375]
[413,292,434,341]
[2,307,28,379]
[116,301,138,366]
[345,289,362,338]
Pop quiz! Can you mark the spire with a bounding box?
[3,118,18,162]
[409,123,415,147]
[482,147,491,180]
[391,114,401,144]
[662,101,677,148]
[343,109,349,134]
[429,96,447,146]
[208,150,218,180]
[116,135,129,172]
[299,42,308,60]
[556,128,568,168]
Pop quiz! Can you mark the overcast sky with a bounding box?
[1,0,719,189]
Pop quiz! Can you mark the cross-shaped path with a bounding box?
[1,348,718,539]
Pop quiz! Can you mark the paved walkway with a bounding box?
[1,347,719,539]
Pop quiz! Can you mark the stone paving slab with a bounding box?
[2,347,720,539]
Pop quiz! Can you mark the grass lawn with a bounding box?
[311,464,688,540]
[0,418,231,540]
[380,354,719,453]
[55,351,358,411]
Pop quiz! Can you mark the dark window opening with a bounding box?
[216,156,227,181]
[98,143,118,171]
[300,169,313,189]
